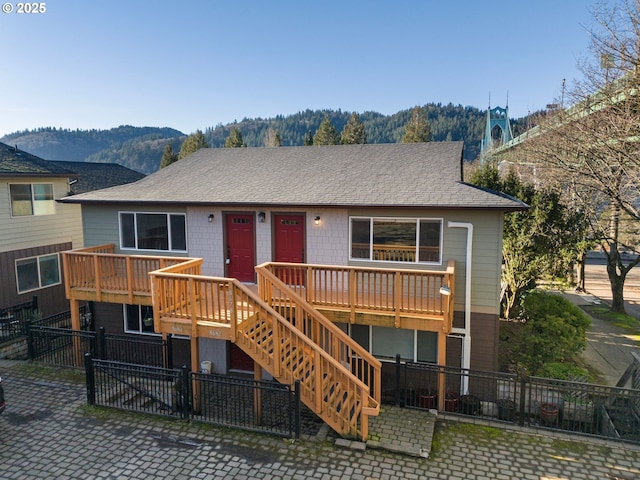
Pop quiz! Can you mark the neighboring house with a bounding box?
[0,142,82,317]
[0,142,146,317]
[60,142,526,374]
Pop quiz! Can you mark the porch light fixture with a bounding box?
[208,214,214,223]
[439,285,452,296]
[314,215,321,225]
[258,212,266,223]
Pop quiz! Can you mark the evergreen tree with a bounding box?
[303,130,314,146]
[340,112,367,144]
[224,126,245,148]
[178,130,208,159]
[263,127,282,147]
[313,115,340,145]
[401,106,432,143]
[159,143,178,169]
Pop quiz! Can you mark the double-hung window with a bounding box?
[16,253,61,293]
[119,212,187,252]
[350,217,442,264]
[9,183,55,216]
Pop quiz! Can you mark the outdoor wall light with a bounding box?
[439,285,452,296]
[258,212,266,223]
[208,214,214,223]
[314,215,321,225]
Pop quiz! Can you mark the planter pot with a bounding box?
[143,317,153,327]
[540,402,559,425]
[418,390,437,409]
[496,398,516,421]
[459,394,481,416]
[444,392,459,412]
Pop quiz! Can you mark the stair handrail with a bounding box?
[149,266,376,438]
[255,263,381,404]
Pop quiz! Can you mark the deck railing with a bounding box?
[62,244,198,303]
[256,264,382,405]
[150,262,376,439]
[260,260,455,332]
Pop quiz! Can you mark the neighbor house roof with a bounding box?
[0,141,77,177]
[60,142,527,210]
[52,161,146,194]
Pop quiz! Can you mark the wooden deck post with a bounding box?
[437,331,447,412]
[70,298,83,367]
[254,365,262,426]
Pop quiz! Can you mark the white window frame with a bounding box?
[118,211,187,253]
[123,304,158,336]
[344,324,438,363]
[15,253,61,294]
[349,216,443,265]
[9,182,55,217]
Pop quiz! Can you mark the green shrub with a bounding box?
[515,291,591,375]
[538,362,590,381]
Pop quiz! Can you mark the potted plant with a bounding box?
[539,402,559,425]
[143,316,154,327]
[496,398,516,421]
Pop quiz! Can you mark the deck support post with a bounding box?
[437,331,447,412]
[191,337,200,412]
[254,365,263,425]
[69,298,84,367]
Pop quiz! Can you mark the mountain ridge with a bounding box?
[0,104,530,174]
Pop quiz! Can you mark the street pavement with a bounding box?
[1,360,639,479]
[577,255,640,386]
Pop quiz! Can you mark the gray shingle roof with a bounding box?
[0,141,77,176]
[61,142,527,210]
[52,161,145,194]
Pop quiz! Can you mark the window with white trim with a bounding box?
[9,183,55,216]
[16,253,61,293]
[119,212,187,252]
[124,304,156,335]
[350,217,442,264]
[341,323,438,363]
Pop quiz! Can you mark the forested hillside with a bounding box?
[205,104,516,162]
[0,105,531,174]
[1,126,184,174]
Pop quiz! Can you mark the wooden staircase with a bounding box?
[149,265,381,440]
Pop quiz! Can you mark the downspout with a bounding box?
[447,221,473,394]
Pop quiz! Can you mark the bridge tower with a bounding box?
[480,104,513,161]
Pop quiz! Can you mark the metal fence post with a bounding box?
[294,380,301,440]
[519,370,528,427]
[180,365,190,420]
[25,322,34,360]
[395,354,401,407]
[98,326,106,360]
[166,334,173,369]
[84,352,95,406]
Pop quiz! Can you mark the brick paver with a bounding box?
[0,360,638,479]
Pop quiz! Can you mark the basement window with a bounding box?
[16,253,61,293]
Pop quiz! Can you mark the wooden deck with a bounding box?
[61,244,455,440]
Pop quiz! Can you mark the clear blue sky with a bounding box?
[0,0,605,137]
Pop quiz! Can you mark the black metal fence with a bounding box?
[388,356,640,445]
[0,296,39,342]
[27,325,172,369]
[84,353,300,438]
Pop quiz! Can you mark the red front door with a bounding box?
[274,214,305,263]
[274,214,306,285]
[225,213,255,283]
